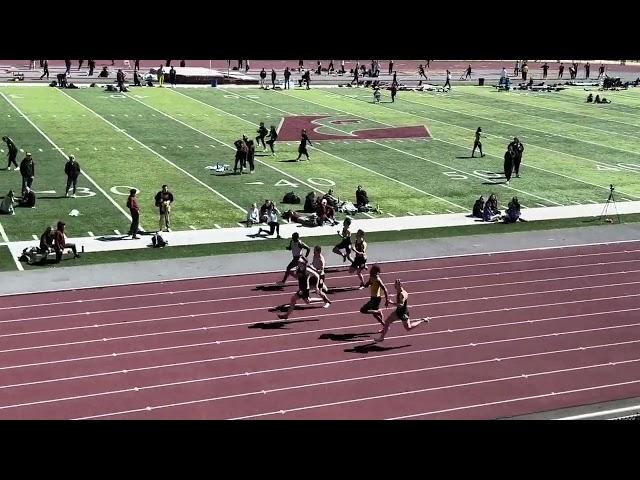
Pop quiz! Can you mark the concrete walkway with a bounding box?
[4,201,638,265]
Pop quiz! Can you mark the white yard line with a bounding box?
[211,89,468,212]
[58,90,246,214]
[279,91,565,206]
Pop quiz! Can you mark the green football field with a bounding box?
[0,84,639,242]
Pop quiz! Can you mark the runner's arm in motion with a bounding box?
[301,241,311,257]
[380,280,390,306]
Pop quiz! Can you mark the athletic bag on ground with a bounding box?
[151,233,168,248]
[282,191,301,204]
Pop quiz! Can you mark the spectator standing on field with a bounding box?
[127,189,140,239]
[64,155,81,197]
[20,152,35,195]
[154,184,174,232]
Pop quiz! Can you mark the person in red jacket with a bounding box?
[126,189,140,239]
[54,221,80,262]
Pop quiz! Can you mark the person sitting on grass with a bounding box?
[246,202,260,227]
[483,194,501,222]
[586,93,594,103]
[373,87,381,103]
[323,189,339,208]
[0,190,17,215]
[355,185,369,210]
[18,186,36,208]
[54,221,81,262]
[594,95,611,104]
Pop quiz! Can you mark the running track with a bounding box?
[1,241,640,420]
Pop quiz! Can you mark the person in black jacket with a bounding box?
[20,153,35,195]
[39,60,49,80]
[169,66,177,87]
[355,185,369,208]
[256,122,268,150]
[259,68,267,87]
[296,129,312,161]
[246,140,256,173]
[283,67,291,89]
[509,137,525,178]
[266,125,278,155]
[116,69,126,92]
[271,69,277,88]
[2,136,19,170]
[88,59,96,76]
[133,70,142,87]
[64,155,81,197]
[18,186,36,208]
[234,139,247,174]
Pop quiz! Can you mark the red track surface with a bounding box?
[1,242,640,420]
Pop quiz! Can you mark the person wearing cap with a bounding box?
[64,155,81,198]
[19,153,35,196]
[2,136,19,170]
[54,221,81,262]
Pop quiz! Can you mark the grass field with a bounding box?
[0,84,639,243]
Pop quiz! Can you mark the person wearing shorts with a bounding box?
[375,279,430,342]
[278,258,330,319]
[471,127,484,158]
[311,245,329,293]
[278,232,310,285]
[359,265,388,326]
[333,217,353,262]
[349,229,368,288]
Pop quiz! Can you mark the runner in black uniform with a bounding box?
[349,229,368,288]
[510,137,524,178]
[374,279,431,342]
[266,125,278,155]
[256,122,268,150]
[2,136,19,170]
[471,127,484,158]
[277,258,330,319]
[332,217,353,262]
[296,129,312,161]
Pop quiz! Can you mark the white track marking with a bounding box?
[3,267,637,339]
[2,286,639,354]
[0,222,21,270]
[3,247,639,311]
[58,90,246,214]
[4,304,640,375]
[0,92,133,225]
[2,334,637,412]
[3,239,639,299]
[388,379,640,420]
[557,404,640,420]
[76,351,640,420]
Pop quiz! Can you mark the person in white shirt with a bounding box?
[246,202,260,227]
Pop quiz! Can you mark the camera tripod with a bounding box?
[600,184,621,224]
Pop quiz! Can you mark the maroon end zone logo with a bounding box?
[277,115,431,142]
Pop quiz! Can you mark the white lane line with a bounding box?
[233,358,640,420]
[87,231,94,237]
[5,303,640,375]
[3,249,639,311]
[4,267,638,339]
[0,92,133,225]
[388,379,640,420]
[2,332,636,413]
[2,286,639,355]
[59,90,246,215]
[77,349,640,420]
[214,224,221,229]
[557,404,640,420]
